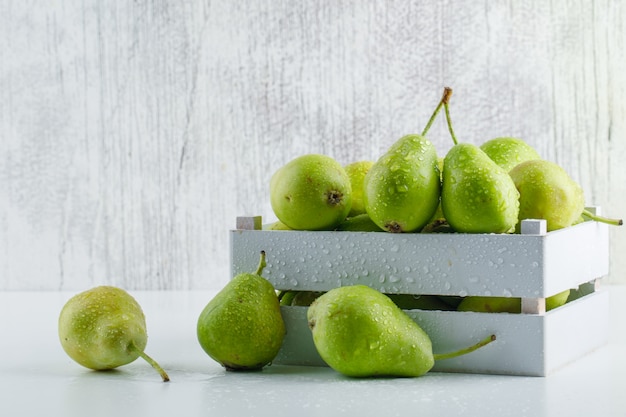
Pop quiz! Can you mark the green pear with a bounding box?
[197,251,285,371]
[335,213,384,232]
[509,159,623,230]
[442,143,520,233]
[262,220,292,231]
[457,296,521,313]
[421,157,449,233]
[270,154,352,230]
[292,291,326,306]
[440,89,519,233]
[546,290,571,311]
[278,291,325,306]
[480,137,541,172]
[345,160,374,217]
[457,289,571,313]
[509,160,584,231]
[307,285,496,377]
[58,286,169,382]
[386,294,455,311]
[363,92,448,233]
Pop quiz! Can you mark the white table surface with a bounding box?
[1,286,625,417]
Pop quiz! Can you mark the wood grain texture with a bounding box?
[1,1,625,290]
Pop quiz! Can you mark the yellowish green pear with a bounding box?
[457,289,571,313]
[335,213,384,232]
[345,160,374,217]
[509,159,622,231]
[262,220,292,231]
[58,286,169,382]
[270,154,352,230]
[480,137,540,172]
[386,293,456,311]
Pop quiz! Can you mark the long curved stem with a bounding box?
[442,88,459,146]
[582,209,623,226]
[433,334,496,362]
[129,343,170,382]
[421,87,453,137]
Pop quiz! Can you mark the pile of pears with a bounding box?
[268,87,622,234]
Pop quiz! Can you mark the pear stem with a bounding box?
[255,250,267,275]
[129,343,170,382]
[441,88,459,146]
[433,334,496,362]
[582,209,623,226]
[421,87,453,137]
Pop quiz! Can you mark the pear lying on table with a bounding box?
[58,285,169,382]
[197,251,285,371]
[307,285,495,377]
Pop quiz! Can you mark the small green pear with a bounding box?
[440,89,520,233]
[457,296,521,313]
[545,289,571,311]
[510,160,622,230]
[335,213,384,232]
[457,289,571,313]
[270,154,352,231]
[386,293,456,311]
[278,291,325,306]
[197,251,285,371]
[291,291,326,306]
[58,286,169,382]
[278,290,298,306]
[307,285,496,378]
[345,160,374,217]
[509,160,584,231]
[262,220,292,231]
[363,92,447,233]
[480,137,541,172]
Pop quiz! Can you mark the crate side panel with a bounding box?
[544,222,610,295]
[275,306,325,366]
[231,230,547,297]
[406,310,546,376]
[543,290,609,374]
[273,307,547,376]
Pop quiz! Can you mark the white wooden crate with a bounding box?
[229,210,610,376]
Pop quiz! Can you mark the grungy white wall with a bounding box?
[1,1,625,290]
